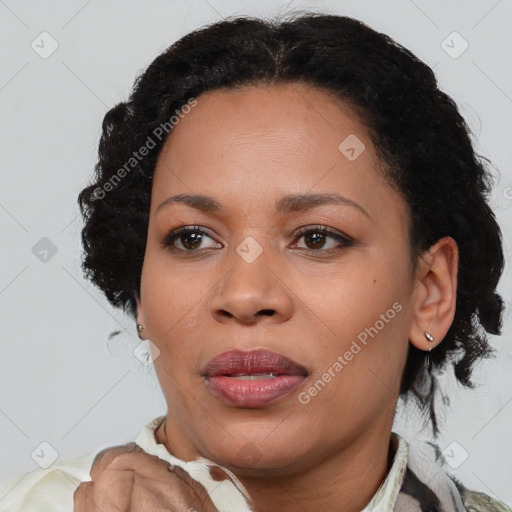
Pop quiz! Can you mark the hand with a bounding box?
[73,442,218,511]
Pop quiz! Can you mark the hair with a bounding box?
[77,12,505,436]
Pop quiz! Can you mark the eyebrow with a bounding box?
[156,193,370,219]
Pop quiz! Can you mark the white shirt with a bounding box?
[0,415,509,511]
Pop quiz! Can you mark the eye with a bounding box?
[292,225,353,252]
[162,226,222,252]
[161,225,353,254]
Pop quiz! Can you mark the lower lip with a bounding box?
[205,375,306,408]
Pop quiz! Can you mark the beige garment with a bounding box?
[0,415,510,511]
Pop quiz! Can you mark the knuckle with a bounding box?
[91,442,143,475]
[73,481,93,508]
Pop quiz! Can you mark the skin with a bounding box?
[126,82,458,512]
[73,443,218,511]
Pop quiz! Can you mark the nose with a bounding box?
[209,247,294,325]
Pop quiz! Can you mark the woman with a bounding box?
[0,12,509,512]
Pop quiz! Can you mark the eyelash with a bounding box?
[161,225,354,254]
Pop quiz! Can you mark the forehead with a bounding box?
[150,83,406,228]
[157,82,367,161]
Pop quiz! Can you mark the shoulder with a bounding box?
[0,451,97,512]
[0,416,164,512]
[397,435,511,512]
[451,477,512,512]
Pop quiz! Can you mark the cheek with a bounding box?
[291,259,397,332]
[294,257,410,374]
[300,306,408,424]
[141,257,206,334]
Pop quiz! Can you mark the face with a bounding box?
[136,82,419,476]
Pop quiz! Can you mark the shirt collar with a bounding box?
[135,417,466,512]
[362,432,409,511]
[135,415,254,511]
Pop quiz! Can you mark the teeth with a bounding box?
[228,373,277,380]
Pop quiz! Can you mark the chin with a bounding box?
[221,454,309,479]
[204,438,309,476]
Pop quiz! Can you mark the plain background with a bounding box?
[1,0,511,505]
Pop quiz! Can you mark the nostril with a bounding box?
[258,309,275,316]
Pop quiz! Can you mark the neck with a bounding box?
[237,428,397,512]
[155,418,398,512]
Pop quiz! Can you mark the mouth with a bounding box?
[203,349,309,408]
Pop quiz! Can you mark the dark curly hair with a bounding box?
[77,12,505,436]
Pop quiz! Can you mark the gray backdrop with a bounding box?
[1,0,511,504]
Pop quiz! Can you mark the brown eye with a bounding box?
[294,226,353,252]
[163,226,221,252]
[179,232,203,250]
[303,232,328,250]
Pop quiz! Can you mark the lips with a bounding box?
[203,349,308,377]
[203,349,308,408]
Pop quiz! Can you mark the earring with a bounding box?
[424,331,435,374]
[137,324,144,339]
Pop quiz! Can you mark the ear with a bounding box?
[408,236,458,351]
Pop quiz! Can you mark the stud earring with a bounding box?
[424,331,435,374]
[137,324,144,339]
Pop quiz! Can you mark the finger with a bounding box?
[73,481,96,512]
[101,446,172,481]
[102,451,217,507]
[87,443,218,511]
[170,465,218,512]
[86,464,218,512]
[89,446,202,509]
[85,467,135,511]
[90,442,146,481]
[125,471,219,512]
[75,470,140,512]
[98,457,214,503]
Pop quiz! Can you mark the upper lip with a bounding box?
[203,349,309,377]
